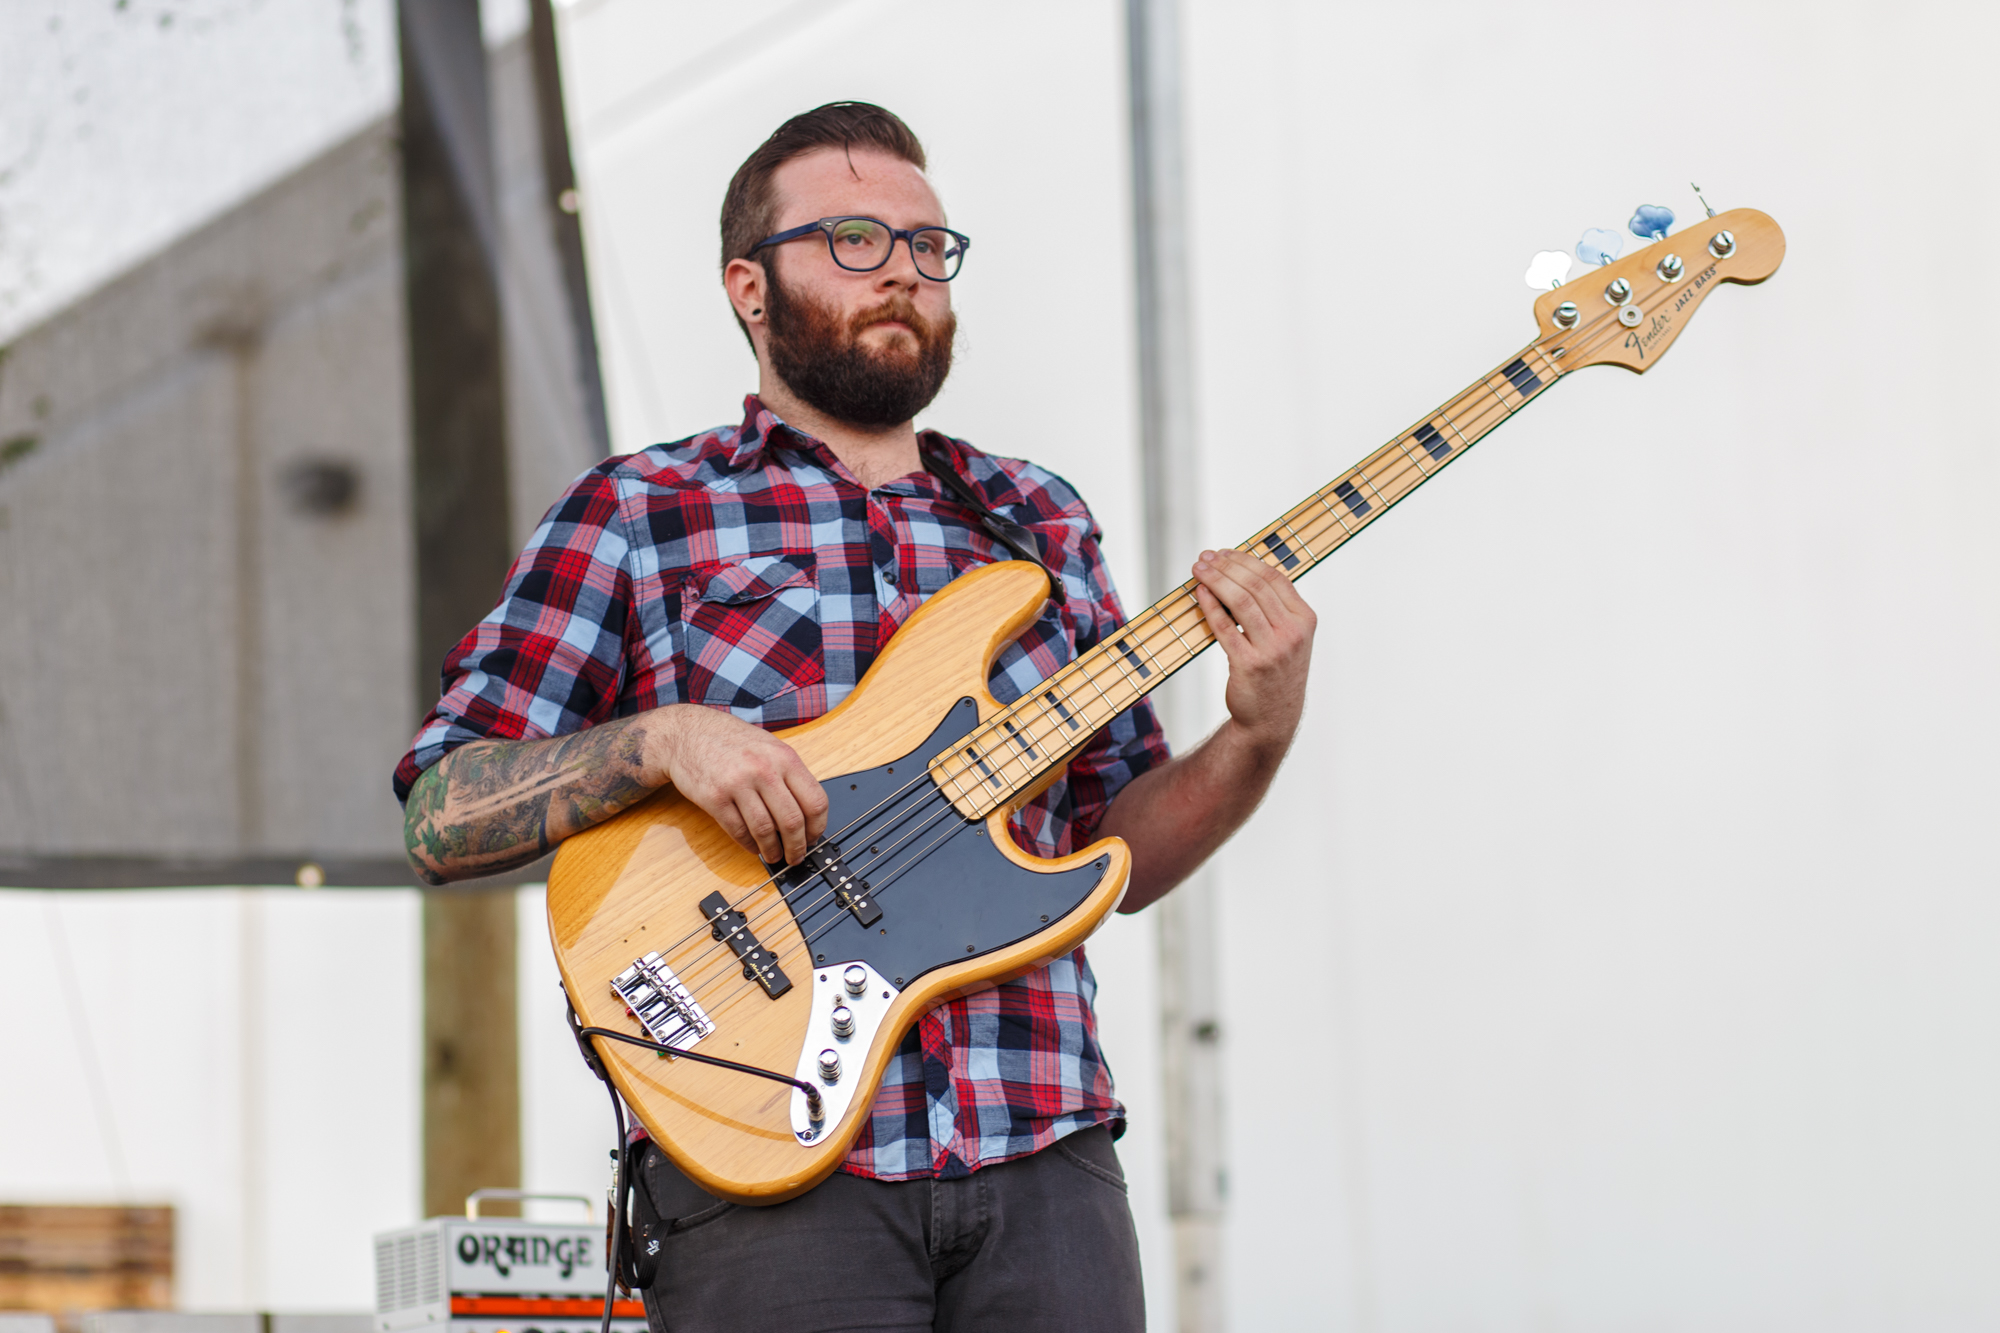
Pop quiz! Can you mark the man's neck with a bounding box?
[757,379,923,492]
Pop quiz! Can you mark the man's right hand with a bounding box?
[640,705,830,866]
[403,704,830,886]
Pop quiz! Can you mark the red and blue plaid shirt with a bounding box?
[394,396,1170,1180]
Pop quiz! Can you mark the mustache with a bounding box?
[848,298,933,338]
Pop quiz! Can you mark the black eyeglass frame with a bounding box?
[746,216,972,282]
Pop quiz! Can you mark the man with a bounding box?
[395,102,1315,1331]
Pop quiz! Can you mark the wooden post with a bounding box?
[397,0,521,1220]
[422,892,521,1219]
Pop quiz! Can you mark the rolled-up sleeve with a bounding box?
[392,465,644,802]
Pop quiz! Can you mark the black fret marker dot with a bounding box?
[1261,533,1300,570]
[1414,422,1451,462]
[1503,358,1542,397]
[1115,637,1153,678]
[966,746,1002,789]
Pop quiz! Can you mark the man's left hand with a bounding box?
[1190,547,1318,760]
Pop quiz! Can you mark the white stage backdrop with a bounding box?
[2,1,1995,1328]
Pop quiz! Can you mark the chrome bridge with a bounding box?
[610,951,714,1054]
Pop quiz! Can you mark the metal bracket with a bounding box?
[610,951,715,1053]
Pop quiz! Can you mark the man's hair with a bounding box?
[719,102,928,337]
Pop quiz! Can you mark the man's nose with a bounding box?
[875,235,923,288]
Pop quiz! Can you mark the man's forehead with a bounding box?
[769,146,944,227]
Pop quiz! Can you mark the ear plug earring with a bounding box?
[751,308,762,316]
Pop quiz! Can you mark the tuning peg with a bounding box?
[1691,182,1717,219]
[1523,250,1571,290]
[1576,228,1623,266]
[1629,204,1675,240]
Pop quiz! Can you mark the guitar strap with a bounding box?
[920,446,1066,605]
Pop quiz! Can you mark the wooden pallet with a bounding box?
[0,1207,172,1333]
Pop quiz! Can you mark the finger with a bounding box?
[711,800,760,859]
[1192,582,1244,655]
[734,794,785,865]
[1192,551,1275,637]
[755,775,811,865]
[1207,551,1315,651]
[785,763,830,846]
[1209,549,1303,630]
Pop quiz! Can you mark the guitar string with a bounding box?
[623,268,1732,1076]
[668,378,1515,1009]
[940,252,1718,784]
[648,329,1574,999]
[634,266,1706,1020]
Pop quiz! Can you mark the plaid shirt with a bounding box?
[394,397,1169,1180]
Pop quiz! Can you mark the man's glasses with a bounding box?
[748,216,970,282]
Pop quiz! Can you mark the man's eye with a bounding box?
[912,237,935,254]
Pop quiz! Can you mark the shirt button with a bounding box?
[882,569,900,586]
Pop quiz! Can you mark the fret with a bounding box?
[1043,689,1081,732]
[1499,356,1543,399]
[1530,344,1562,380]
[1259,528,1304,571]
[1158,595,1205,657]
[943,763,977,805]
[1001,719,1038,760]
[1352,464,1392,511]
[1331,479,1372,520]
[1440,409,1473,451]
[1133,626,1171,676]
[1393,434,1436,481]
[1411,422,1451,465]
[963,745,1003,791]
[1480,375,1513,414]
[1073,658,1124,724]
[1316,489,1358,535]
[1112,635,1155,681]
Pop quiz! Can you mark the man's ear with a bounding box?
[724,257,769,329]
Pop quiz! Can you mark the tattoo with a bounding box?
[403,716,657,884]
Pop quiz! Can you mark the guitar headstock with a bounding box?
[1531,207,1784,373]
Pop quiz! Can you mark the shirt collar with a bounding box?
[726,394,975,495]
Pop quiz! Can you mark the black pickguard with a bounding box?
[774,697,1109,989]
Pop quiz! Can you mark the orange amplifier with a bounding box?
[373,1216,645,1333]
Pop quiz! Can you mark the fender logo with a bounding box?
[1624,311,1671,360]
[1628,262,1722,360]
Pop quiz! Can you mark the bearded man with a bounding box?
[395,102,1315,1332]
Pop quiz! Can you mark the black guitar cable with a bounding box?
[564,998,829,1333]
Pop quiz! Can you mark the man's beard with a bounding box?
[763,271,956,429]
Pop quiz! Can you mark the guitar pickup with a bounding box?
[699,892,793,999]
[805,843,881,927]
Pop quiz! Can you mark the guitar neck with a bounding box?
[928,340,1565,818]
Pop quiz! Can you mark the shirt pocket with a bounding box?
[678,553,825,714]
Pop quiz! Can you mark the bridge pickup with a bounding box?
[699,892,793,998]
[805,843,881,927]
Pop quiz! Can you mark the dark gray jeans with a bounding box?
[636,1126,1145,1332]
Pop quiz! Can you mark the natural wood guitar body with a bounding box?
[545,560,1133,1204]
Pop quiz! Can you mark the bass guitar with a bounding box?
[549,205,1785,1204]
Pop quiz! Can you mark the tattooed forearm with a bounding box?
[403,715,660,885]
